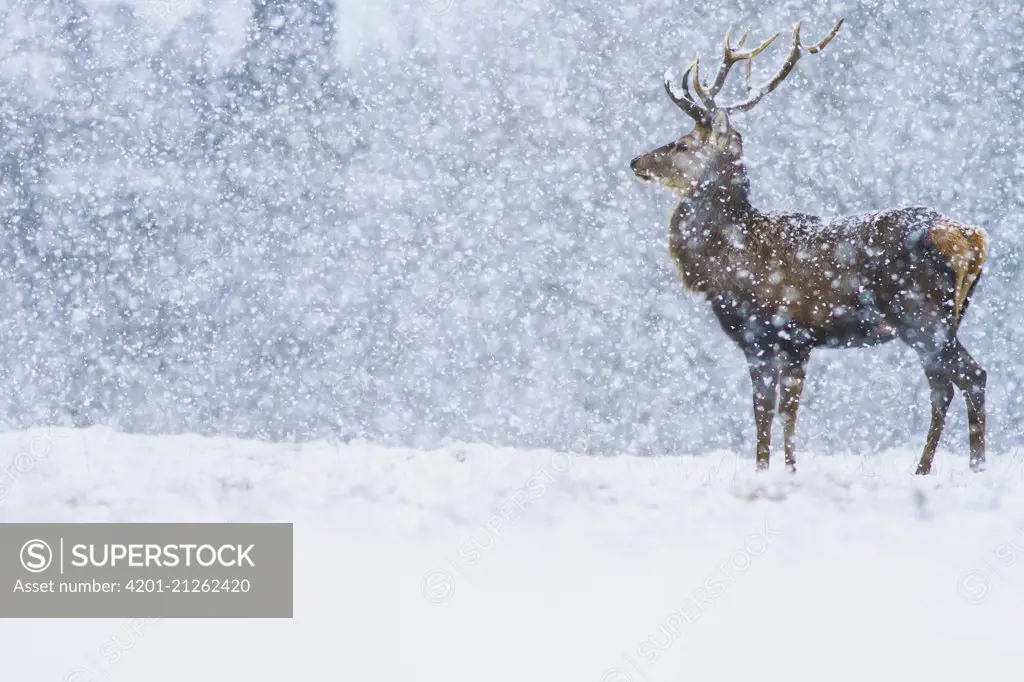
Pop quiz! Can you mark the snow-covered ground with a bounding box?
[2,426,1024,681]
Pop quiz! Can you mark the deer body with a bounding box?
[632,20,988,474]
[672,197,983,350]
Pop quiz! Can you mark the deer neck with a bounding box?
[670,162,754,237]
[668,163,755,292]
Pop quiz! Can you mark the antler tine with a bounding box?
[706,26,781,98]
[736,31,781,59]
[691,54,716,111]
[705,26,735,99]
[724,19,843,115]
[807,18,844,53]
[663,62,709,125]
[678,61,702,111]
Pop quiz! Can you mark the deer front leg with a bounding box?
[778,355,809,474]
[746,355,781,471]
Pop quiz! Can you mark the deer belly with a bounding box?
[761,264,894,348]
[812,306,897,348]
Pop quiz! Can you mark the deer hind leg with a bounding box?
[914,340,986,474]
[949,340,986,471]
[916,366,954,475]
[746,355,781,471]
[778,354,809,474]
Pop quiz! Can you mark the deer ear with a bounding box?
[711,109,730,137]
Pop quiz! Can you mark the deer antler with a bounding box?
[724,19,844,114]
[706,26,781,98]
[662,20,843,124]
[664,63,709,125]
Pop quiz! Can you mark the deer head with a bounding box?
[630,20,844,197]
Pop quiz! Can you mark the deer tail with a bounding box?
[929,220,988,325]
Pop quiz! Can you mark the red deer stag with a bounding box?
[630,20,988,474]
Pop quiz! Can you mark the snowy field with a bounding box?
[2,426,1024,680]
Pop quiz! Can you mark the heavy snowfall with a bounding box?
[0,0,1022,679]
